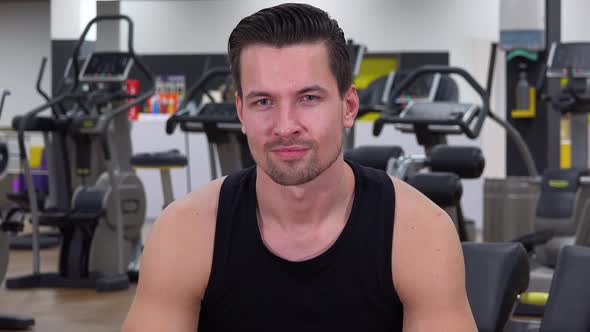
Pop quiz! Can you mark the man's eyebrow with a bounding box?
[297,85,328,95]
[244,85,328,100]
[245,91,270,100]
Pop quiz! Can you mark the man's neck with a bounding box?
[255,157,355,232]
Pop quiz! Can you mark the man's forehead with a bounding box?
[239,41,334,93]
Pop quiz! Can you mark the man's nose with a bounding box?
[272,103,301,137]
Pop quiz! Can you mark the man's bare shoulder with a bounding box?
[389,176,458,244]
[155,176,225,235]
[123,177,226,332]
[388,176,474,330]
[388,176,462,285]
[138,177,226,300]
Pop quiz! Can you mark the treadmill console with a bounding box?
[196,102,240,124]
[547,42,590,78]
[373,66,487,139]
[393,101,480,135]
[179,102,241,132]
[79,52,134,83]
[392,72,443,105]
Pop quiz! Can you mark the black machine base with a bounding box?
[5,272,130,292]
[9,232,61,250]
[0,314,35,330]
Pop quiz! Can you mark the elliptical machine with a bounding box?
[0,89,35,329]
[5,15,154,292]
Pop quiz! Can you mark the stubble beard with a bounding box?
[258,137,342,186]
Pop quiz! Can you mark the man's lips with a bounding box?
[271,146,308,152]
[270,146,310,159]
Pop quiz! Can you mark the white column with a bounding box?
[96,1,121,51]
[51,0,97,40]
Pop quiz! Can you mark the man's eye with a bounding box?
[302,95,317,102]
[256,98,271,106]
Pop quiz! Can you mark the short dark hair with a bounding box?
[228,3,352,97]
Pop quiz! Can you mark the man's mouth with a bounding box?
[270,146,310,159]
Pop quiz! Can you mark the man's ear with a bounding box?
[235,91,246,134]
[343,84,359,129]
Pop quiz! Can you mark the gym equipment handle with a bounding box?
[36,58,50,103]
[0,89,10,118]
[35,57,66,117]
[519,292,549,306]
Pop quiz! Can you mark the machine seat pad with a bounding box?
[463,242,530,332]
[406,172,462,207]
[12,116,58,132]
[429,145,485,179]
[344,145,404,171]
[131,149,188,168]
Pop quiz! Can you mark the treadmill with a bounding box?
[166,67,252,180]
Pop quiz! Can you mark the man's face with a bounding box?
[236,42,358,186]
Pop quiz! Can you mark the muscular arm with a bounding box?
[391,177,477,332]
[122,179,222,332]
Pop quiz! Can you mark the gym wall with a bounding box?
[562,0,590,42]
[0,1,51,127]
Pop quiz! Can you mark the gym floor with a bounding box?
[0,225,154,332]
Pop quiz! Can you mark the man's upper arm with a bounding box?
[391,177,477,332]
[122,179,222,332]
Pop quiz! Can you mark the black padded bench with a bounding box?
[131,149,188,208]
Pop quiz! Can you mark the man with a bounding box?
[123,3,476,331]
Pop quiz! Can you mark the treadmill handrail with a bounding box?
[378,65,489,139]
[166,66,232,134]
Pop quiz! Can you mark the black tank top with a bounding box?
[198,161,404,331]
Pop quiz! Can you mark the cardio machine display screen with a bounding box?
[79,52,134,82]
[548,43,590,78]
